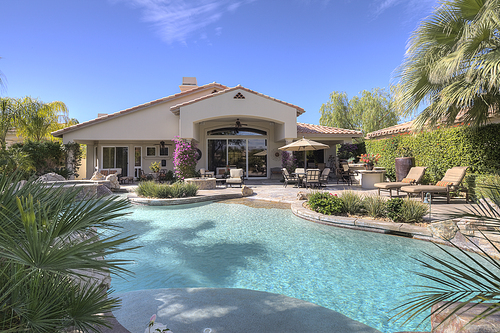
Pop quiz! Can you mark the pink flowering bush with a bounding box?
[173,137,199,180]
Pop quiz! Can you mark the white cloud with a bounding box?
[114,0,255,44]
[373,0,439,21]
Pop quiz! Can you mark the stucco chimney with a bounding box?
[179,77,198,92]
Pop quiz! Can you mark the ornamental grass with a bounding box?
[136,181,198,198]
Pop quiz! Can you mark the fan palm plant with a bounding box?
[0,172,137,332]
[395,0,500,129]
[394,179,500,330]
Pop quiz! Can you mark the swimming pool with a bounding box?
[108,200,464,332]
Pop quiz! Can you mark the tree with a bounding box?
[395,0,500,129]
[319,87,399,134]
[0,97,16,145]
[15,96,69,142]
[0,172,137,332]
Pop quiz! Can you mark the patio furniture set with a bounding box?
[282,168,331,188]
[200,168,245,188]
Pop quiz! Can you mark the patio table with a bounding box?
[293,172,306,188]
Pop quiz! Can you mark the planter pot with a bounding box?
[395,157,415,182]
[365,163,374,170]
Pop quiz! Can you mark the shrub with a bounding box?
[339,190,363,215]
[399,199,428,223]
[363,195,387,218]
[385,198,404,222]
[308,191,343,215]
[136,181,198,199]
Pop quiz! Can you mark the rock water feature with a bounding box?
[184,177,216,190]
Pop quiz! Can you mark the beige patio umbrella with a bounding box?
[278,137,329,168]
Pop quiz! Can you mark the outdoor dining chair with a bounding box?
[305,169,321,188]
[337,164,354,186]
[282,168,298,187]
[319,167,331,187]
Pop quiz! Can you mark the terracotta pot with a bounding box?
[395,157,415,181]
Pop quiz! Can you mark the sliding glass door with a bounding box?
[102,146,128,176]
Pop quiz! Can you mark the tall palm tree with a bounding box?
[0,97,16,145]
[15,96,69,141]
[0,172,137,332]
[395,0,500,129]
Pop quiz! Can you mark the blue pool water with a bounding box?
[108,201,469,332]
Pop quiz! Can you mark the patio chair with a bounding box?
[200,168,215,178]
[400,166,469,203]
[319,167,331,187]
[225,168,245,188]
[305,169,321,188]
[337,164,354,186]
[374,166,427,198]
[282,168,298,188]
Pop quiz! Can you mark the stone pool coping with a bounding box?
[127,191,242,205]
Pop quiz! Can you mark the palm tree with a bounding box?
[395,0,500,129]
[15,96,69,141]
[0,97,16,145]
[0,172,137,332]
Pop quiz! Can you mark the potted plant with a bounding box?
[359,153,380,170]
[395,146,414,182]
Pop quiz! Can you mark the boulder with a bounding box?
[38,172,66,182]
[90,171,106,181]
[96,184,113,197]
[297,191,308,200]
[241,185,253,197]
[428,220,459,241]
[105,174,120,190]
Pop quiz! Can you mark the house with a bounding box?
[52,77,363,179]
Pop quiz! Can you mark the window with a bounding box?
[159,146,169,156]
[146,147,156,156]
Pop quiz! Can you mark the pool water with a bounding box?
[108,201,467,332]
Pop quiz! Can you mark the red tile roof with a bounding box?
[170,85,305,115]
[297,123,363,136]
[365,121,414,139]
[52,82,228,137]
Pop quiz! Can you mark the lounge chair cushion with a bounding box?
[401,178,415,183]
[402,185,450,194]
[436,180,453,187]
[374,182,410,189]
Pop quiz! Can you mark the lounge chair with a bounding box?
[400,166,469,203]
[374,166,427,198]
[225,168,245,188]
[319,168,331,187]
[282,168,298,187]
[305,169,321,188]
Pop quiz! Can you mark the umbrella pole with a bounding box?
[304,151,307,170]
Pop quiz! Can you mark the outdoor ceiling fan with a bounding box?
[235,118,248,129]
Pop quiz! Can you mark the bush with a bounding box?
[135,181,198,198]
[399,199,428,223]
[339,190,364,215]
[385,198,404,222]
[308,191,343,215]
[366,123,500,184]
[363,195,387,218]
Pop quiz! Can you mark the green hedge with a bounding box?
[366,123,500,186]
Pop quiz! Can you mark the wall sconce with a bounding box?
[160,141,165,148]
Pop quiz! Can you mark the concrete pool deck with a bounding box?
[105,180,464,332]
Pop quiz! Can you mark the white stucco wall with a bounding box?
[177,89,298,141]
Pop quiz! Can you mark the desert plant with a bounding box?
[135,181,198,199]
[136,181,159,198]
[0,172,137,332]
[307,191,343,215]
[339,190,363,215]
[399,199,428,223]
[363,195,387,218]
[394,180,500,330]
[385,198,404,222]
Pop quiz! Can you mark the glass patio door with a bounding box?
[102,146,128,176]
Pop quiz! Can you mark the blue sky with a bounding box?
[1,0,439,125]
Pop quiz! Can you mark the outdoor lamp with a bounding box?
[423,192,432,221]
[160,141,165,148]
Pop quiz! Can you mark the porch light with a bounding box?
[160,141,165,148]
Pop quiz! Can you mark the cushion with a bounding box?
[436,181,453,187]
[230,169,243,178]
[401,178,415,183]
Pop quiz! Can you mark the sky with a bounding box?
[1,0,439,126]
